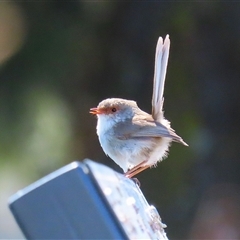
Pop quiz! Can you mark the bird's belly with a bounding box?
[99,134,171,172]
[99,135,144,172]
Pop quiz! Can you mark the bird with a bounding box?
[90,35,188,178]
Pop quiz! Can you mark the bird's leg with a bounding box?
[124,160,149,178]
[124,160,147,176]
[126,165,150,178]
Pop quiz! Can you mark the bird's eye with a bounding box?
[111,107,117,112]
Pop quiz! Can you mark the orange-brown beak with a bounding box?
[89,107,104,115]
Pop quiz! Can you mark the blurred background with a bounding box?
[1,2,240,239]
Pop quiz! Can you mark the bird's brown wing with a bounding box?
[114,118,188,146]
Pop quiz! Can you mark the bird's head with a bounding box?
[90,98,137,124]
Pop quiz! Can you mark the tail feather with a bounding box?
[152,35,170,121]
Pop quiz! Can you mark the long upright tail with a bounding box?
[151,35,170,121]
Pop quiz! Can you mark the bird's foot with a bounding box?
[131,178,141,187]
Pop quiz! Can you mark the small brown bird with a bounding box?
[90,35,188,178]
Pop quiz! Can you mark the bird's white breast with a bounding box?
[96,114,130,172]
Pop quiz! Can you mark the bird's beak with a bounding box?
[89,107,104,115]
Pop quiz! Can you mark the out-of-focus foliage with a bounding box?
[1,2,240,239]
